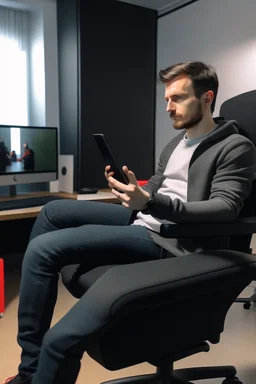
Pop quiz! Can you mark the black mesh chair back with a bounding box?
[220,90,256,252]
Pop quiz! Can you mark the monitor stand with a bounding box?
[9,185,17,197]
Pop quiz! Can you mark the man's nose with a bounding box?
[166,100,175,112]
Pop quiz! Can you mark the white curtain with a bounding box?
[0,6,29,126]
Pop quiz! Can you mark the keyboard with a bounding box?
[0,195,65,211]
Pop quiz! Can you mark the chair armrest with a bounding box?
[160,217,256,238]
[83,250,255,328]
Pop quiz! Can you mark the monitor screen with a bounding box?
[0,124,58,186]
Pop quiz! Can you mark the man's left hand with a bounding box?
[105,165,150,211]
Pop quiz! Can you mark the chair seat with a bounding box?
[60,250,256,372]
[61,264,117,298]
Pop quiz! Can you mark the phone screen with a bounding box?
[93,134,129,184]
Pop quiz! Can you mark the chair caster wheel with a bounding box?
[243,302,251,310]
[222,377,243,384]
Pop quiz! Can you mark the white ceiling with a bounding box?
[117,0,195,15]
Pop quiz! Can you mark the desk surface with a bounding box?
[0,190,118,221]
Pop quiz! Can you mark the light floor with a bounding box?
[1,248,256,384]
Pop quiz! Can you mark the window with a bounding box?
[0,7,29,126]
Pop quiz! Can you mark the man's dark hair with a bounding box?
[159,61,219,113]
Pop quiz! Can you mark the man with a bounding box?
[0,137,10,171]
[17,143,35,171]
[3,61,256,384]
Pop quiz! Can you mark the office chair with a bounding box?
[60,92,256,384]
[220,90,256,310]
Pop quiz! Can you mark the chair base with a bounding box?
[101,365,241,384]
[235,287,256,309]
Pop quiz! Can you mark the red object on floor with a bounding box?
[138,180,148,187]
[0,258,4,316]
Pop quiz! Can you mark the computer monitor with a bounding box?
[0,125,58,190]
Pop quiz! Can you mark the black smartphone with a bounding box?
[93,133,129,185]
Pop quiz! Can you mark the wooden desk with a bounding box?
[0,190,119,222]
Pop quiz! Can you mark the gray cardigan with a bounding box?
[140,120,256,256]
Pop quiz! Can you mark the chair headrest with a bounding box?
[219,90,256,145]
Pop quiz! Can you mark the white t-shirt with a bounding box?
[132,133,207,233]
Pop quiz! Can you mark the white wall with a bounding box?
[156,0,256,165]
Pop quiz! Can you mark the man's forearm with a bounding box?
[144,192,237,223]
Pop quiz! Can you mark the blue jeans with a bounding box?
[17,200,163,383]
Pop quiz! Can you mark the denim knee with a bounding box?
[22,234,54,272]
[42,321,86,359]
[42,325,62,354]
[39,200,61,222]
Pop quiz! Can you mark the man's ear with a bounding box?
[204,90,214,106]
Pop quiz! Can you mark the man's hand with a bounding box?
[105,165,150,211]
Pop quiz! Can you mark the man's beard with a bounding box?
[171,102,203,130]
